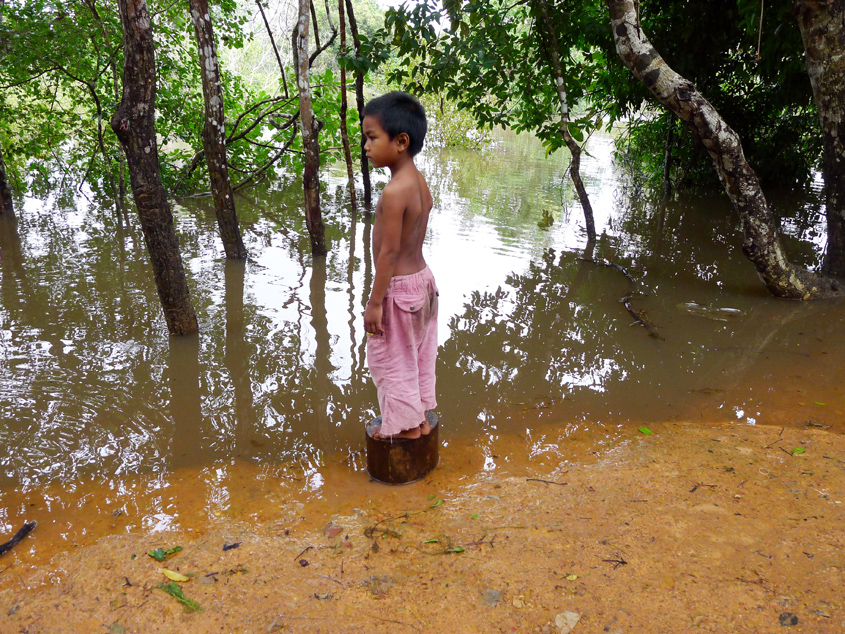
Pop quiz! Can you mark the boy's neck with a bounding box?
[387,153,415,178]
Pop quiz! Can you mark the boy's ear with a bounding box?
[395,132,410,152]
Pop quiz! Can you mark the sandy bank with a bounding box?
[1,422,843,633]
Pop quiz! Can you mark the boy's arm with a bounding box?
[365,186,404,335]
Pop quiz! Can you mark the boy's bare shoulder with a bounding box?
[380,170,424,208]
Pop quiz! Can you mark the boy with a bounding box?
[362,92,438,440]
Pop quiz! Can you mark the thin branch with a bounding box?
[309,20,337,66]
[0,65,59,90]
[255,0,289,98]
[232,125,298,191]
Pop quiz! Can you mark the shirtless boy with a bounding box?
[362,92,438,440]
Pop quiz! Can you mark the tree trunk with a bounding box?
[532,0,596,242]
[338,0,357,211]
[0,142,14,220]
[0,0,13,221]
[294,0,328,256]
[606,0,841,299]
[345,0,371,209]
[794,1,845,278]
[189,0,247,259]
[110,0,198,335]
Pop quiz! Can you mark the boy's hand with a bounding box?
[364,302,384,336]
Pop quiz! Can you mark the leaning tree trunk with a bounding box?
[606,0,841,299]
[110,0,198,335]
[532,0,596,242]
[0,143,14,220]
[294,0,328,256]
[794,1,845,278]
[338,0,357,211]
[345,0,371,209]
[189,0,247,259]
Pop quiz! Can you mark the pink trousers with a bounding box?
[367,266,438,435]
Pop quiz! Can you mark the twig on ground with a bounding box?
[526,478,568,486]
[689,483,717,493]
[602,557,628,570]
[359,611,422,633]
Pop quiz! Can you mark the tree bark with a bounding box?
[338,0,357,211]
[794,1,845,278]
[110,0,198,335]
[532,0,596,242]
[345,0,371,209]
[294,0,328,256]
[606,0,841,299]
[189,0,247,259]
[0,142,14,220]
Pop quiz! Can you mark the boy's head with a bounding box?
[362,92,427,157]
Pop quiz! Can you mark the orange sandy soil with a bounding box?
[1,421,844,634]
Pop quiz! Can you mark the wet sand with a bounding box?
[1,421,843,633]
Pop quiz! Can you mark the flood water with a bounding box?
[1,130,843,556]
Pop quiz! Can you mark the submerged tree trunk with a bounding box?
[794,1,845,278]
[0,143,14,219]
[345,0,371,209]
[606,0,841,299]
[338,0,357,211]
[110,0,198,335]
[294,0,328,256]
[189,0,247,259]
[532,0,596,242]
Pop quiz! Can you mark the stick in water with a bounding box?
[0,521,37,556]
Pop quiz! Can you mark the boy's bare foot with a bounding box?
[419,418,431,436]
[372,424,422,440]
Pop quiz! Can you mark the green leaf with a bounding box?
[471,513,479,519]
[815,402,826,406]
[638,427,653,435]
[430,499,444,508]
[423,538,439,544]
[446,546,465,554]
[148,546,183,562]
[157,582,202,612]
[791,447,805,455]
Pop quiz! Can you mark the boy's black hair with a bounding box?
[363,91,427,157]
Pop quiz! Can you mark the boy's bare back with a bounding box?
[372,165,433,278]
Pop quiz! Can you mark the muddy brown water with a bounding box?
[0,130,842,565]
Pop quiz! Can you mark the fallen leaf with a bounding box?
[638,427,652,435]
[161,569,190,582]
[157,582,201,612]
[565,574,578,581]
[148,546,182,562]
[792,447,806,455]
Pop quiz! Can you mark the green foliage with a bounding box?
[378,0,611,156]
[608,0,820,190]
[0,0,353,199]
[377,0,823,193]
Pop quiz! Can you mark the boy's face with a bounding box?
[363,115,407,169]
